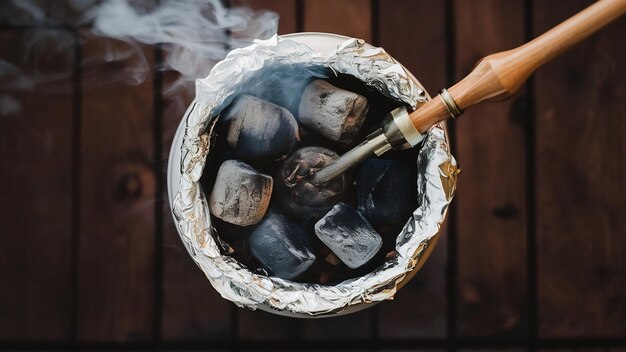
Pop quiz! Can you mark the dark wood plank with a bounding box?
[378,0,448,92]
[76,35,156,341]
[227,2,378,340]
[232,0,297,35]
[295,0,375,341]
[303,0,372,42]
[377,237,448,339]
[225,0,308,341]
[377,0,448,338]
[453,0,529,337]
[230,0,379,341]
[161,0,300,342]
[161,72,232,340]
[0,29,74,341]
[237,309,300,341]
[299,309,370,340]
[534,0,626,337]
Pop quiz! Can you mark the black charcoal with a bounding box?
[209,160,273,226]
[298,79,368,144]
[276,146,349,221]
[314,203,382,269]
[356,158,418,226]
[223,95,300,161]
[249,212,317,280]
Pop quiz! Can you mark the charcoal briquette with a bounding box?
[298,80,368,144]
[223,95,300,161]
[275,146,349,221]
[356,158,418,226]
[249,212,317,280]
[314,203,382,269]
[209,160,273,226]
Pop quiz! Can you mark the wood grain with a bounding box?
[453,0,529,337]
[378,0,448,92]
[534,0,626,337]
[303,0,372,42]
[407,0,626,134]
[237,309,300,341]
[376,0,448,338]
[0,29,74,341]
[299,309,370,340]
[76,34,156,341]
[2,0,626,348]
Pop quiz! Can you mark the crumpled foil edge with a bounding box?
[172,35,458,316]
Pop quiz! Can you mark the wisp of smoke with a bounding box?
[85,0,278,86]
[0,0,279,116]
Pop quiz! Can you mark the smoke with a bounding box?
[85,0,278,86]
[0,0,279,116]
[0,95,20,115]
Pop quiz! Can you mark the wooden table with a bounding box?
[0,0,624,350]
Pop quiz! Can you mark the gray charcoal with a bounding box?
[298,80,368,144]
[209,160,273,226]
[314,203,382,269]
[356,159,417,226]
[224,95,300,161]
[276,146,349,221]
[249,212,317,280]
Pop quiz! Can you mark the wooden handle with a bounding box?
[409,0,626,132]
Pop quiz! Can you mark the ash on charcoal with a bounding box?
[223,95,300,162]
[249,212,317,280]
[356,158,418,226]
[314,203,382,269]
[298,79,368,145]
[275,146,349,221]
[209,160,273,226]
[204,70,420,284]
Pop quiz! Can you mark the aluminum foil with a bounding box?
[172,35,458,316]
